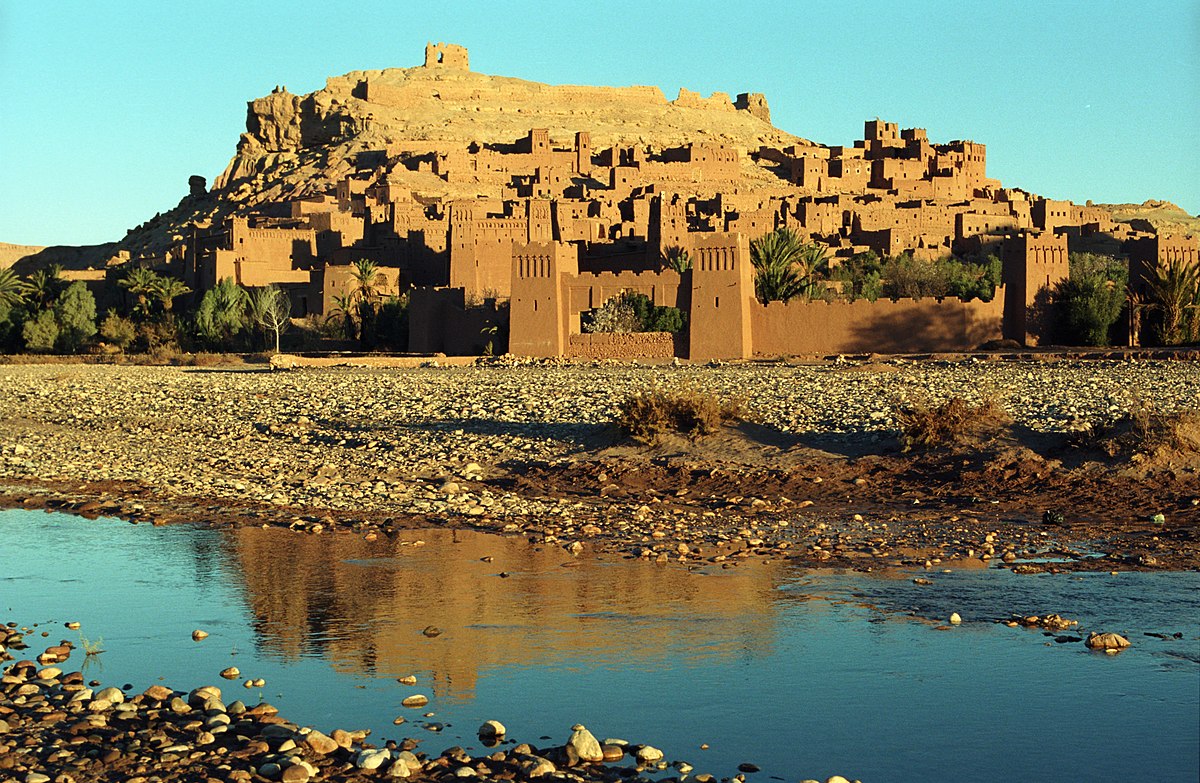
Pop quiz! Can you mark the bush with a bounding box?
[1054,277,1126,345]
[895,396,1011,451]
[99,311,137,350]
[1080,401,1200,461]
[583,291,686,334]
[22,309,59,353]
[617,387,743,443]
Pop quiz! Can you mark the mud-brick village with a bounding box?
[1,11,1198,783]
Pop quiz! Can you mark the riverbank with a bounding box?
[0,359,1197,571]
[8,619,844,783]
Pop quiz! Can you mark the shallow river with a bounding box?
[2,509,1197,781]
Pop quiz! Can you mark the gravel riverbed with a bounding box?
[0,358,1197,570]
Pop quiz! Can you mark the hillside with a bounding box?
[0,243,46,270]
[1096,200,1200,235]
[103,58,806,260]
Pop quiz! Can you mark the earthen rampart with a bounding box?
[750,294,1004,356]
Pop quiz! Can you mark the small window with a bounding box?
[714,296,720,308]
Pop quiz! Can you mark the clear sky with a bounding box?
[1,0,1197,247]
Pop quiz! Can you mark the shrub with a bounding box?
[1054,276,1126,345]
[617,387,743,443]
[99,311,137,350]
[894,396,1011,451]
[583,291,686,334]
[22,309,59,353]
[1081,401,1200,460]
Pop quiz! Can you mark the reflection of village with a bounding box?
[223,527,790,703]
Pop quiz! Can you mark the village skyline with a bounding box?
[1,0,1197,248]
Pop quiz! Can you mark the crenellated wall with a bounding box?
[749,294,1004,356]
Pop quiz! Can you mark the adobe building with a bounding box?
[138,44,1192,358]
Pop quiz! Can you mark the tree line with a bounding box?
[0,258,410,357]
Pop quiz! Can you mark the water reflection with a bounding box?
[2,510,1196,782]
[223,527,786,702]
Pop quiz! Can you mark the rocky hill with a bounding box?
[102,59,804,261]
[0,243,46,270]
[1095,200,1200,235]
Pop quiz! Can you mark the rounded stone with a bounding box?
[635,745,664,765]
[1085,632,1131,651]
[567,724,604,763]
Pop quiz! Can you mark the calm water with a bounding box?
[1,509,1197,781]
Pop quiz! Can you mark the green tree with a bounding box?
[374,294,410,349]
[22,309,59,352]
[1052,254,1127,346]
[195,277,249,349]
[118,267,160,319]
[53,281,97,352]
[582,291,686,334]
[25,265,64,311]
[148,275,191,313]
[831,251,884,301]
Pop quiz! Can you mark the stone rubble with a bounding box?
[0,623,872,783]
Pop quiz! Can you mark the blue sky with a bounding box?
[1,0,1197,247]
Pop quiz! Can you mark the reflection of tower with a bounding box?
[224,527,783,704]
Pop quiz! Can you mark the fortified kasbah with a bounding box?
[15,43,1198,359]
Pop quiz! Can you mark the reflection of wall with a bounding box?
[224,527,782,703]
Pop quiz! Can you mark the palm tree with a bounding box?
[119,267,160,319]
[350,259,381,306]
[0,268,30,307]
[751,229,805,304]
[328,293,357,340]
[195,277,249,349]
[662,246,692,273]
[1145,258,1200,345]
[751,229,830,304]
[148,275,191,313]
[25,264,64,310]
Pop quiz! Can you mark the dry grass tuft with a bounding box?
[895,396,1011,451]
[1081,402,1200,461]
[617,386,743,443]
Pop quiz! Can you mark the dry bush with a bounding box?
[895,396,1011,451]
[617,386,743,443]
[1081,401,1200,461]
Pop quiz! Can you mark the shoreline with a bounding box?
[1,360,1197,574]
[6,620,828,783]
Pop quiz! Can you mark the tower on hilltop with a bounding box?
[424,42,469,70]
